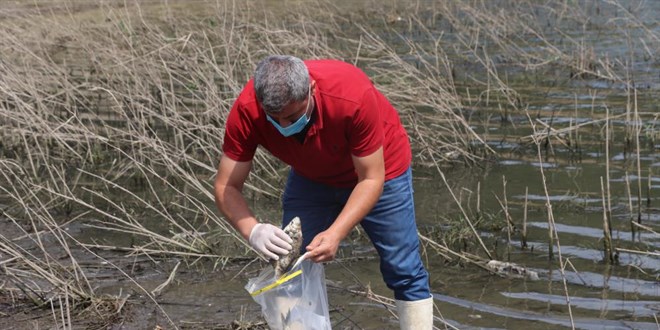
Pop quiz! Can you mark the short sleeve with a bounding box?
[349,87,383,157]
[222,102,258,162]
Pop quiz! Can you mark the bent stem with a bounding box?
[526,111,575,329]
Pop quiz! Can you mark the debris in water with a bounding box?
[486,260,540,281]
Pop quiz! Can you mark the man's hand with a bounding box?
[305,230,341,263]
[249,223,293,260]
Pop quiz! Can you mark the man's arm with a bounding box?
[214,155,292,259]
[305,146,385,262]
[214,155,258,240]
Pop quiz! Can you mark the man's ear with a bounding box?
[310,79,317,94]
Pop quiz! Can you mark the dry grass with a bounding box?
[0,0,658,328]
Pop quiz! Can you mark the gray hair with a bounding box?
[254,55,309,114]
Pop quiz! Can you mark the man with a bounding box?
[214,55,432,329]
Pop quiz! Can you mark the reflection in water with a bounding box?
[527,222,660,247]
[515,194,602,204]
[519,240,660,272]
[541,269,660,298]
[433,294,659,330]
[500,291,660,317]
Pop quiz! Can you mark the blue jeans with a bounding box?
[281,167,430,301]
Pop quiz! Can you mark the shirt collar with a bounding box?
[306,88,323,136]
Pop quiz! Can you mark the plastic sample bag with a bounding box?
[245,257,331,330]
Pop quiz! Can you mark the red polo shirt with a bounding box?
[222,59,411,188]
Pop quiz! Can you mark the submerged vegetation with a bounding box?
[0,0,658,328]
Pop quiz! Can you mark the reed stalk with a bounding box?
[634,89,643,225]
[494,176,514,261]
[522,187,528,249]
[625,172,636,240]
[604,107,613,239]
[433,162,493,260]
[600,177,615,264]
[615,248,660,258]
[525,112,575,328]
[647,172,652,210]
[0,1,492,325]
[631,222,659,236]
[476,181,481,219]
[0,0,657,327]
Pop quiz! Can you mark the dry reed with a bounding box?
[0,0,658,327]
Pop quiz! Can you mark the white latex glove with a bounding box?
[248,223,293,260]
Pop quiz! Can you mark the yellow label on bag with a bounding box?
[250,269,303,297]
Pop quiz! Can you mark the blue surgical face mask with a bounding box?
[266,87,313,137]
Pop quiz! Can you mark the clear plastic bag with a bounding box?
[245,257,331,330]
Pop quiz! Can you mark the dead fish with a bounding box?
[486,260,539,281]
[271,216,302,278]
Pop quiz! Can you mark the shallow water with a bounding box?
[1,0,659,329]
[325,0,660,328]
[102,1,660,328]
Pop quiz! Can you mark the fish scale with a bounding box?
[271,216,302,278]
